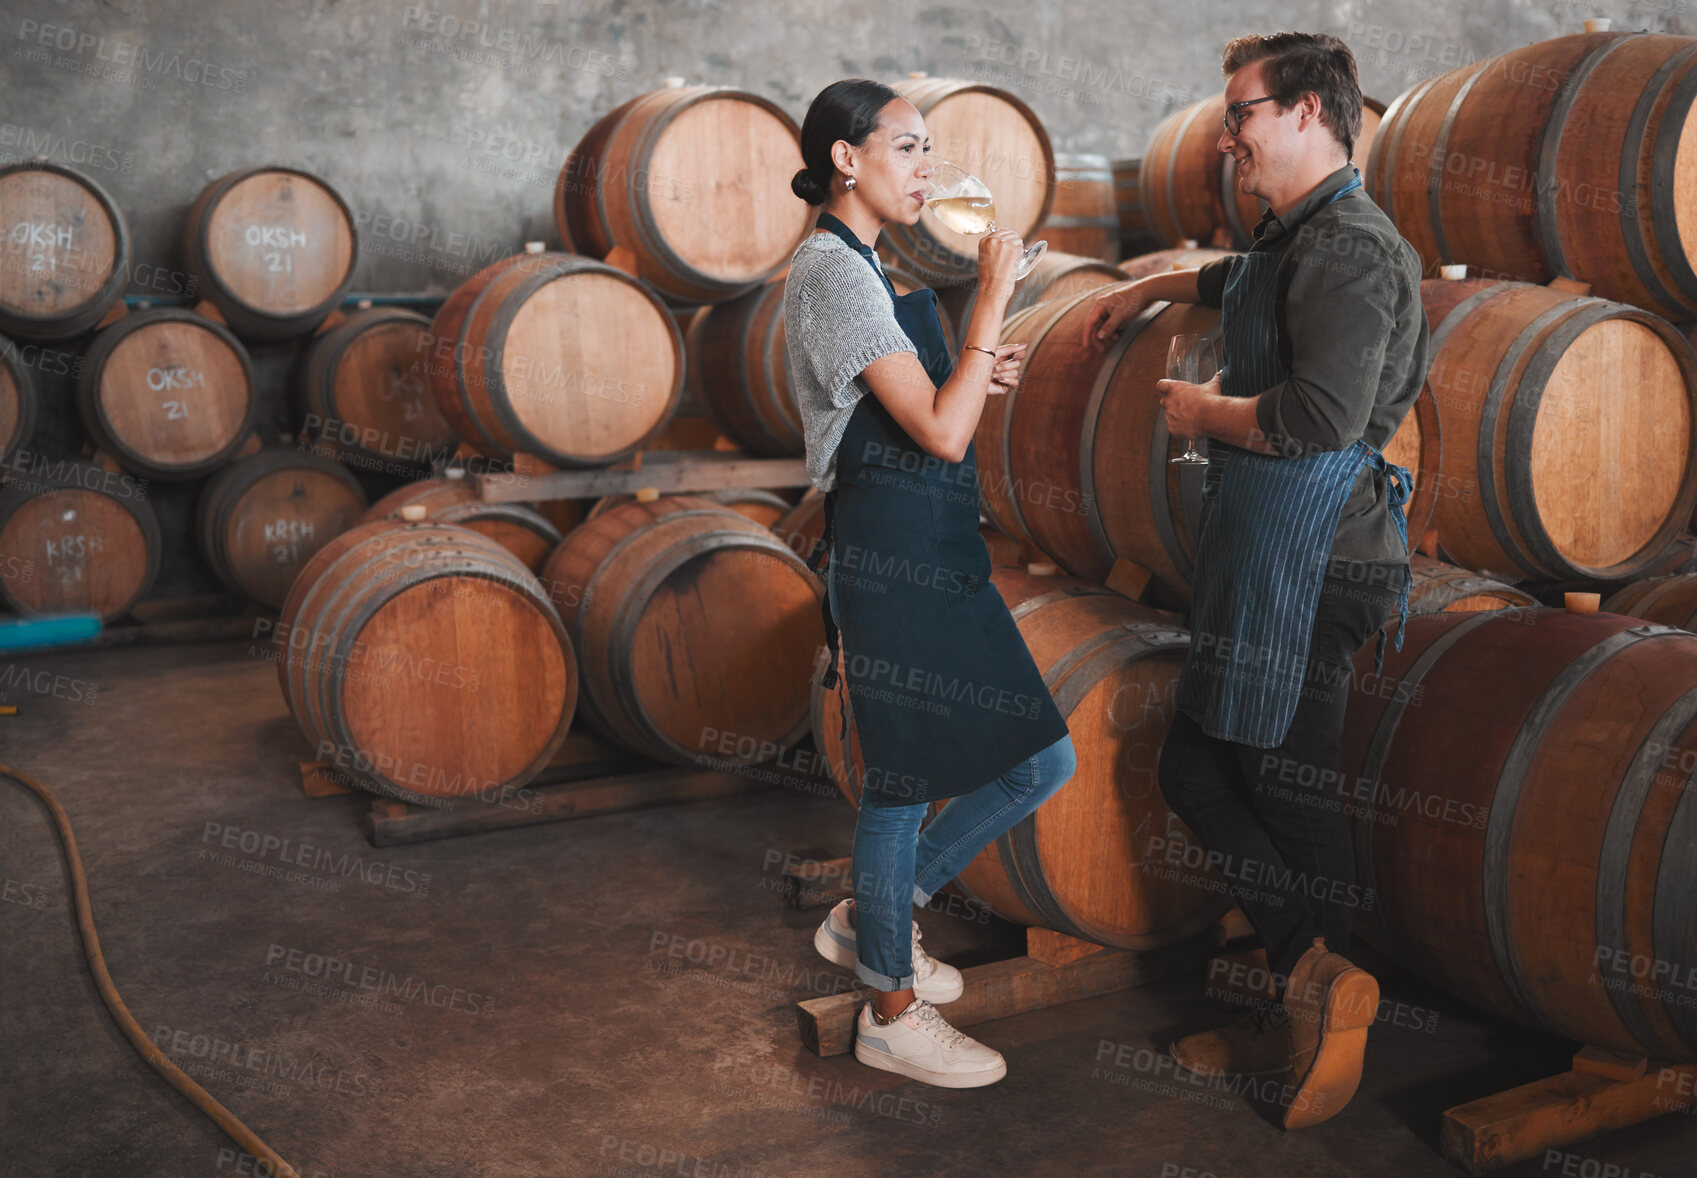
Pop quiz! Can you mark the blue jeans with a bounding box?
[828,548,1078,989]
[850,732,1077,989]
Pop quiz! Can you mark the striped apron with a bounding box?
[1174,168,1413,748]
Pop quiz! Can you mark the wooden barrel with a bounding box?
[1366,32,1697,320]
[541,496,822,763]
[276,519,576,803]
[1143,92,1384,249]
[1341,607,1697,1061]
[297,308,457,472]
[812,566,1229,948]
[0,334,39,464]
[1038,154,1118,263]
[771,489,827,572]
[1422,276,1697,580]
[1118,246,1236,281]
[938,251,1124,352]
[879,77,1055,287]
[424,251,682,468]
[197,449,367,608]
[361,477,561,573]
[76,308,256,481]
[1407,553,1536,614]
[0,162,128,341]
[685,277,802,456]
[1110,158,1160,258]
[1603,573,1697,629]
[182,167,357,341]
[0,458,158,620]
[555,86,813,303]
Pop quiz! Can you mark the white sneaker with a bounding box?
[853,998,1007,1088]
[813,899,965,1004]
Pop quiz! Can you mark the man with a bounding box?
[1084,32,1428,1129]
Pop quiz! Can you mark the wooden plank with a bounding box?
[1441,1061,1697,1175]
[796,927,1222,1057]
[1027,927,1113,966]
[364,764,776,846]
[474,451,810,504]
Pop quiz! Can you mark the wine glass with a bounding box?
[1167,334,1222,465]
[922,160,1048,280]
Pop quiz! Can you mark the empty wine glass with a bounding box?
[1167,334,1223,465]
[922,160,1047,280]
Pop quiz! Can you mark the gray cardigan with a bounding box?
[782,232,916,491]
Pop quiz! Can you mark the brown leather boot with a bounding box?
[1280,937,1379,1130]
[1169,1003,1293,1078]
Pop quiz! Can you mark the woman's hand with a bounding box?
[976,229,1025,306]
[987,342,1026,396]
[1082,281,1152,351]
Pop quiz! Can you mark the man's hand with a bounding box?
[1082,281,1153,351]
[1155,372,1222,439]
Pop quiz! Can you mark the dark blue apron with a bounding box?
[1174,169,1413,748]
[807,213,1069,807]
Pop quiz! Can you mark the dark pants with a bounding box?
[1158,560,1409,990]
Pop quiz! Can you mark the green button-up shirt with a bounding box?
[1194,162,1430,566]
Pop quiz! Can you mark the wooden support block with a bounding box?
[1441,1058,1697,1175]
[298,761,356,798]
[311,308,349,336]
[1026,927,1113,966]
[191,299,227,325]
[234,431,263,459]
[796,926,1223,1057]
[1546,276,1592,296]
[1104,557,1153,602]
[513,451,560,478]
[604,245,639,276]
[1571,1045,1647,1082]
[1420,528,1441,559]
[1217,906,1255,943]
[95,302,129,329]
[778,856,852,910]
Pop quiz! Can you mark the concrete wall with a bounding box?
[0,0,1688,602]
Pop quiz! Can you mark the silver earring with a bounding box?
[844,177,856,190]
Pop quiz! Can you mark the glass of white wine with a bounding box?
[922,160,1047,280]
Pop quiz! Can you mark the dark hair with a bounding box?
[1221,33,1362,159]
[792,78,900,206]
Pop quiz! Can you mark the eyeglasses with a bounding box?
[1223,95,1277,135]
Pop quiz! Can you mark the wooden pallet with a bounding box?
[298,729,813,847]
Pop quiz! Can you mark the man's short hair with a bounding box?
[1222,33,1363,159]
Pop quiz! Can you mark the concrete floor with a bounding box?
[3,638,1695,1178]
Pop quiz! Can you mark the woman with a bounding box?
[782,78,1078,1089]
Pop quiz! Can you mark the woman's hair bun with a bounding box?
[791,167,828,205]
